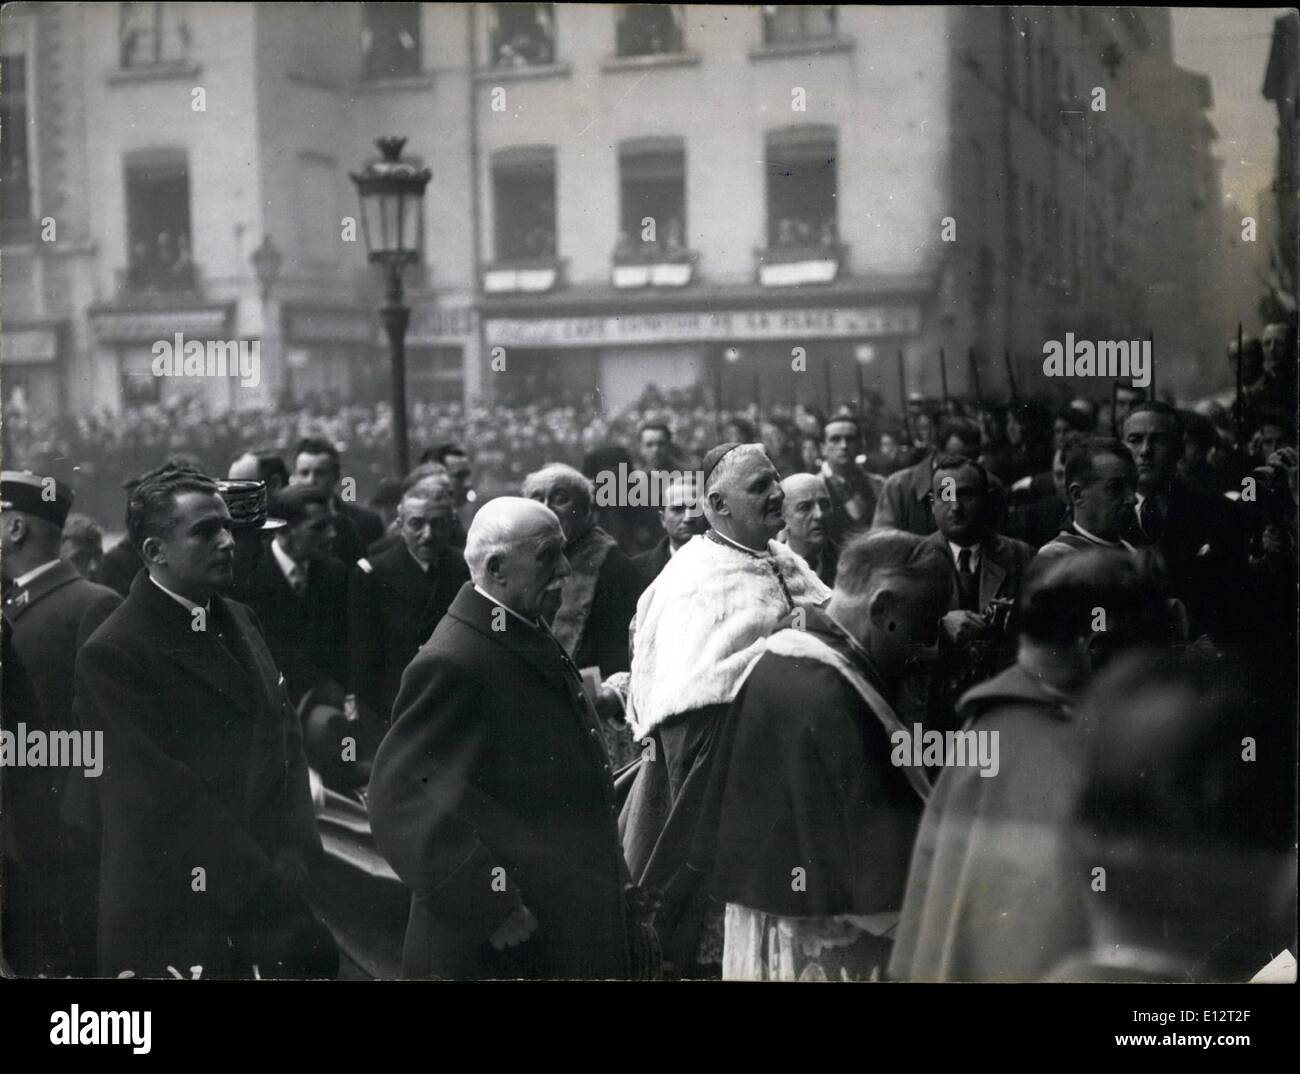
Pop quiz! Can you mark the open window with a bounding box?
[762,5,836,45]
[490,3,556,68]
[119,2,191,69]
[616,5,685,57]
[362,3,421,80]
[124,148,194,291]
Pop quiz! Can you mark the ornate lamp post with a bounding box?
[350,136,432,477]
[249,234,285,405]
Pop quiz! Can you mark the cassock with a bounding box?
[619,531,829,970]
[707,608,931,981]
[2,558,121,975]
[888,661,1088,982]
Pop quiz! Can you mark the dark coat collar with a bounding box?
[3,558,82,619]
[127,570,264,714]
[445,583,574,700]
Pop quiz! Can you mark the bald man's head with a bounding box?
[781,473,830,556]
[465,497,569,621]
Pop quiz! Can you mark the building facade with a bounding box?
[1,3,1234,419]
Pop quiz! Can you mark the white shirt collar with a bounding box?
[948,540,981,571]
[149,573,209,614]
[271,538,304,584]
[11,558,63,589]
[1071,520,1135,552]
[472,584,539,630]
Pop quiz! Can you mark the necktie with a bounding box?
[956,548,979,611]
[1139,498,1164,540]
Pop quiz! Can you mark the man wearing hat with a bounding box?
[2,470,122,975]
[72,464,336,978]
[349,480,470,730]
[619,443,830,975]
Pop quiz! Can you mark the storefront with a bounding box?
[478,287,925,414]
[0,322,67,413]
[88,303,234,412]
[281,303,378,405]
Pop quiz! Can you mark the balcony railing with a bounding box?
[482,256,564,295]
[611,243,697,289]
[755,241,846,287]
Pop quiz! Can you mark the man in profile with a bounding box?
[368,498,632,979]
[74,464,334,978]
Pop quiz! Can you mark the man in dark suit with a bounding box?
[239,484,355,784]
[1120,403,1250,640]
[368,497,631,979]
[349,482,469,728]
[73,465,335,979]
[924,456,1035,618]
[921,456,1035,734]
[291,436,384,564]
[1,471,122,975]
[242,484,349,709]
[632,474,707,585]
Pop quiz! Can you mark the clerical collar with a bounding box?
[707,528,771,558]
[10,558,62,589]
[473,584,540,630]
[149,574,210,614]
[821,607,886,683]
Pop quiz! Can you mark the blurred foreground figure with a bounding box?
[368,498,634,979]
[1049,651,1296,982]
[2,472,121,975]
[889,551,1168,982]
[75,465,335,978]
[712,532,950,981]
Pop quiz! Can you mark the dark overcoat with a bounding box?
[74,572,321,977]
[241,549,350,706]
[2,559,121,974]
[348,542,469,723]
[367,583,630,979]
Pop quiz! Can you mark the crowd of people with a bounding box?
[2,321,1296,982]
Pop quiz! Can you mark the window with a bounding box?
[762,5,836,45]
[490,4,555,68]
[0,55,31,239]
[618,143,686,257]
[119,2,190,69]
[617,5,684,57]
[765,128,837,249]
[493,148,556,260]
[124,150,194,291]
[362,3,421,80]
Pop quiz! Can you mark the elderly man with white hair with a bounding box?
[523,462,646,768]
[368,497,634,979]
[348,478,469,729]
[619,442,831,976]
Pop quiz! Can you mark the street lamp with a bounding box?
[350,136,432,477]
[249,234,284,407]
[250,234,283,303]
